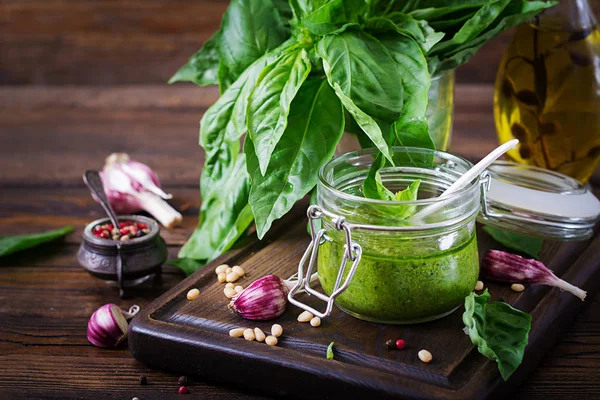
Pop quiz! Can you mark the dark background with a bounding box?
[0,0,550,86]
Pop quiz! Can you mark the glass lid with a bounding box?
[479,161,600,240]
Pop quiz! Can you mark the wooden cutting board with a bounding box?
[129,204,600,399]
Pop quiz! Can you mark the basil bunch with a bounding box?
[171,0,555,268]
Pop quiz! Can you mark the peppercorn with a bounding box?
[178,376,188,385]
[385,339,395,350]
[93,220,151,241]
[138,375,147,385]
[178,386,189,394]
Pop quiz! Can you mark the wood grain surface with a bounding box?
[0,0,535,85]
[0,85,599,399]
[128,212,600,399]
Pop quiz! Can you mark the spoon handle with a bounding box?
[410,139,519,222]
[83,170,121,229]
[439,139,519,198]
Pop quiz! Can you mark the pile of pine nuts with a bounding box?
[229,324,283,347]
[215,264,246,298]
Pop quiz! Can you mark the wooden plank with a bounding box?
[0,84,498,187]
[0,188,599,399]
[128,207,600,399]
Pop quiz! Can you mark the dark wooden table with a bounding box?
[0,84,598,399]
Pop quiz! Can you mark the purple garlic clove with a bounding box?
[98,153,182,228]
[228,275,290,321]
[481,250,586,301]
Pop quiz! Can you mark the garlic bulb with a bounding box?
[87,304,140,348]
[98,153,182,228]
[228,275,290,321]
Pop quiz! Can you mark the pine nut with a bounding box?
[226,267,233,274]
[215,264,228,274]
[226,272,240,283]
[418,349,433,363]
[186,288,200,301]
[271,324,283,338]
[254,328,266,342]
[310,317,321,327]
[225,282,234,288]
[234,285,244,294]
[217,272,227,283]
[298,311,314,322]
[224,287,237,298]
[265,336,278,346]
[475,280,484,291]
[229,328,245,338]
[232,266,245,276]
[243,328,255,341]
[511,283,525,292]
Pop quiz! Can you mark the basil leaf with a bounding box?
[273,0,294,28]
[290,0,329,20]
[326,342,335,359]
[463,290,532,381]
[169,31,221,86]
[180,55,277,261]
[483,226,543,259]
[316,28,404,124]
[218,61,234,94]
[317,28,403,164]
[247,48,312,175]
[180,153,252,261]
[166,258,206,276]
[330,83,394,165]
[378,32,435,150]
[219,0,288,81]
[430,1,556,76]
[300,0,368,36]
[0,226,73,258]
[247,79,344,239]
[394,179,421,218]
[365,14,425,43]
[430,0,512,56]
[362,153,387,199]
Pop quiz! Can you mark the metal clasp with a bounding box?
[287,205,362,319]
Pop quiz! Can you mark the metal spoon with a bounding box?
[83,169,128,298]
[83,170,121,230]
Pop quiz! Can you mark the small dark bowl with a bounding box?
[78,215,167,298]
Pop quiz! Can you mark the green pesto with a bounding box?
[318,234,479,323]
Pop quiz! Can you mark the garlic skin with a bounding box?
[87,304,140,348]
[228,275,289,321]
[98,153,182,229]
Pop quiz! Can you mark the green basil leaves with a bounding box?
[463,290,532,381]
[172,0,556,272]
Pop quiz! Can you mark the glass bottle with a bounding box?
[494,0,600,183]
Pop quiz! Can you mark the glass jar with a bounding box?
[315,147,479,324]
[288,148,600,325]
[336,71,455,154]
[427,71,455,151]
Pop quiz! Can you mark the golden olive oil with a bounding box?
[494,20,600,182]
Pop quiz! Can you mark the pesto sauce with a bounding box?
[318,234,479,323]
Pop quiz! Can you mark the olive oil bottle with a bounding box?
[494,0,600,183]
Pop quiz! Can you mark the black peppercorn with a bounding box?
[139,375,148,385]
[178,376,188,385]
[385,339,395,350]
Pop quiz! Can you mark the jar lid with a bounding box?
[478,161,600,240]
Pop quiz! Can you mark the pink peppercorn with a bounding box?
[395,339,406,349]
[178,386,189,394]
